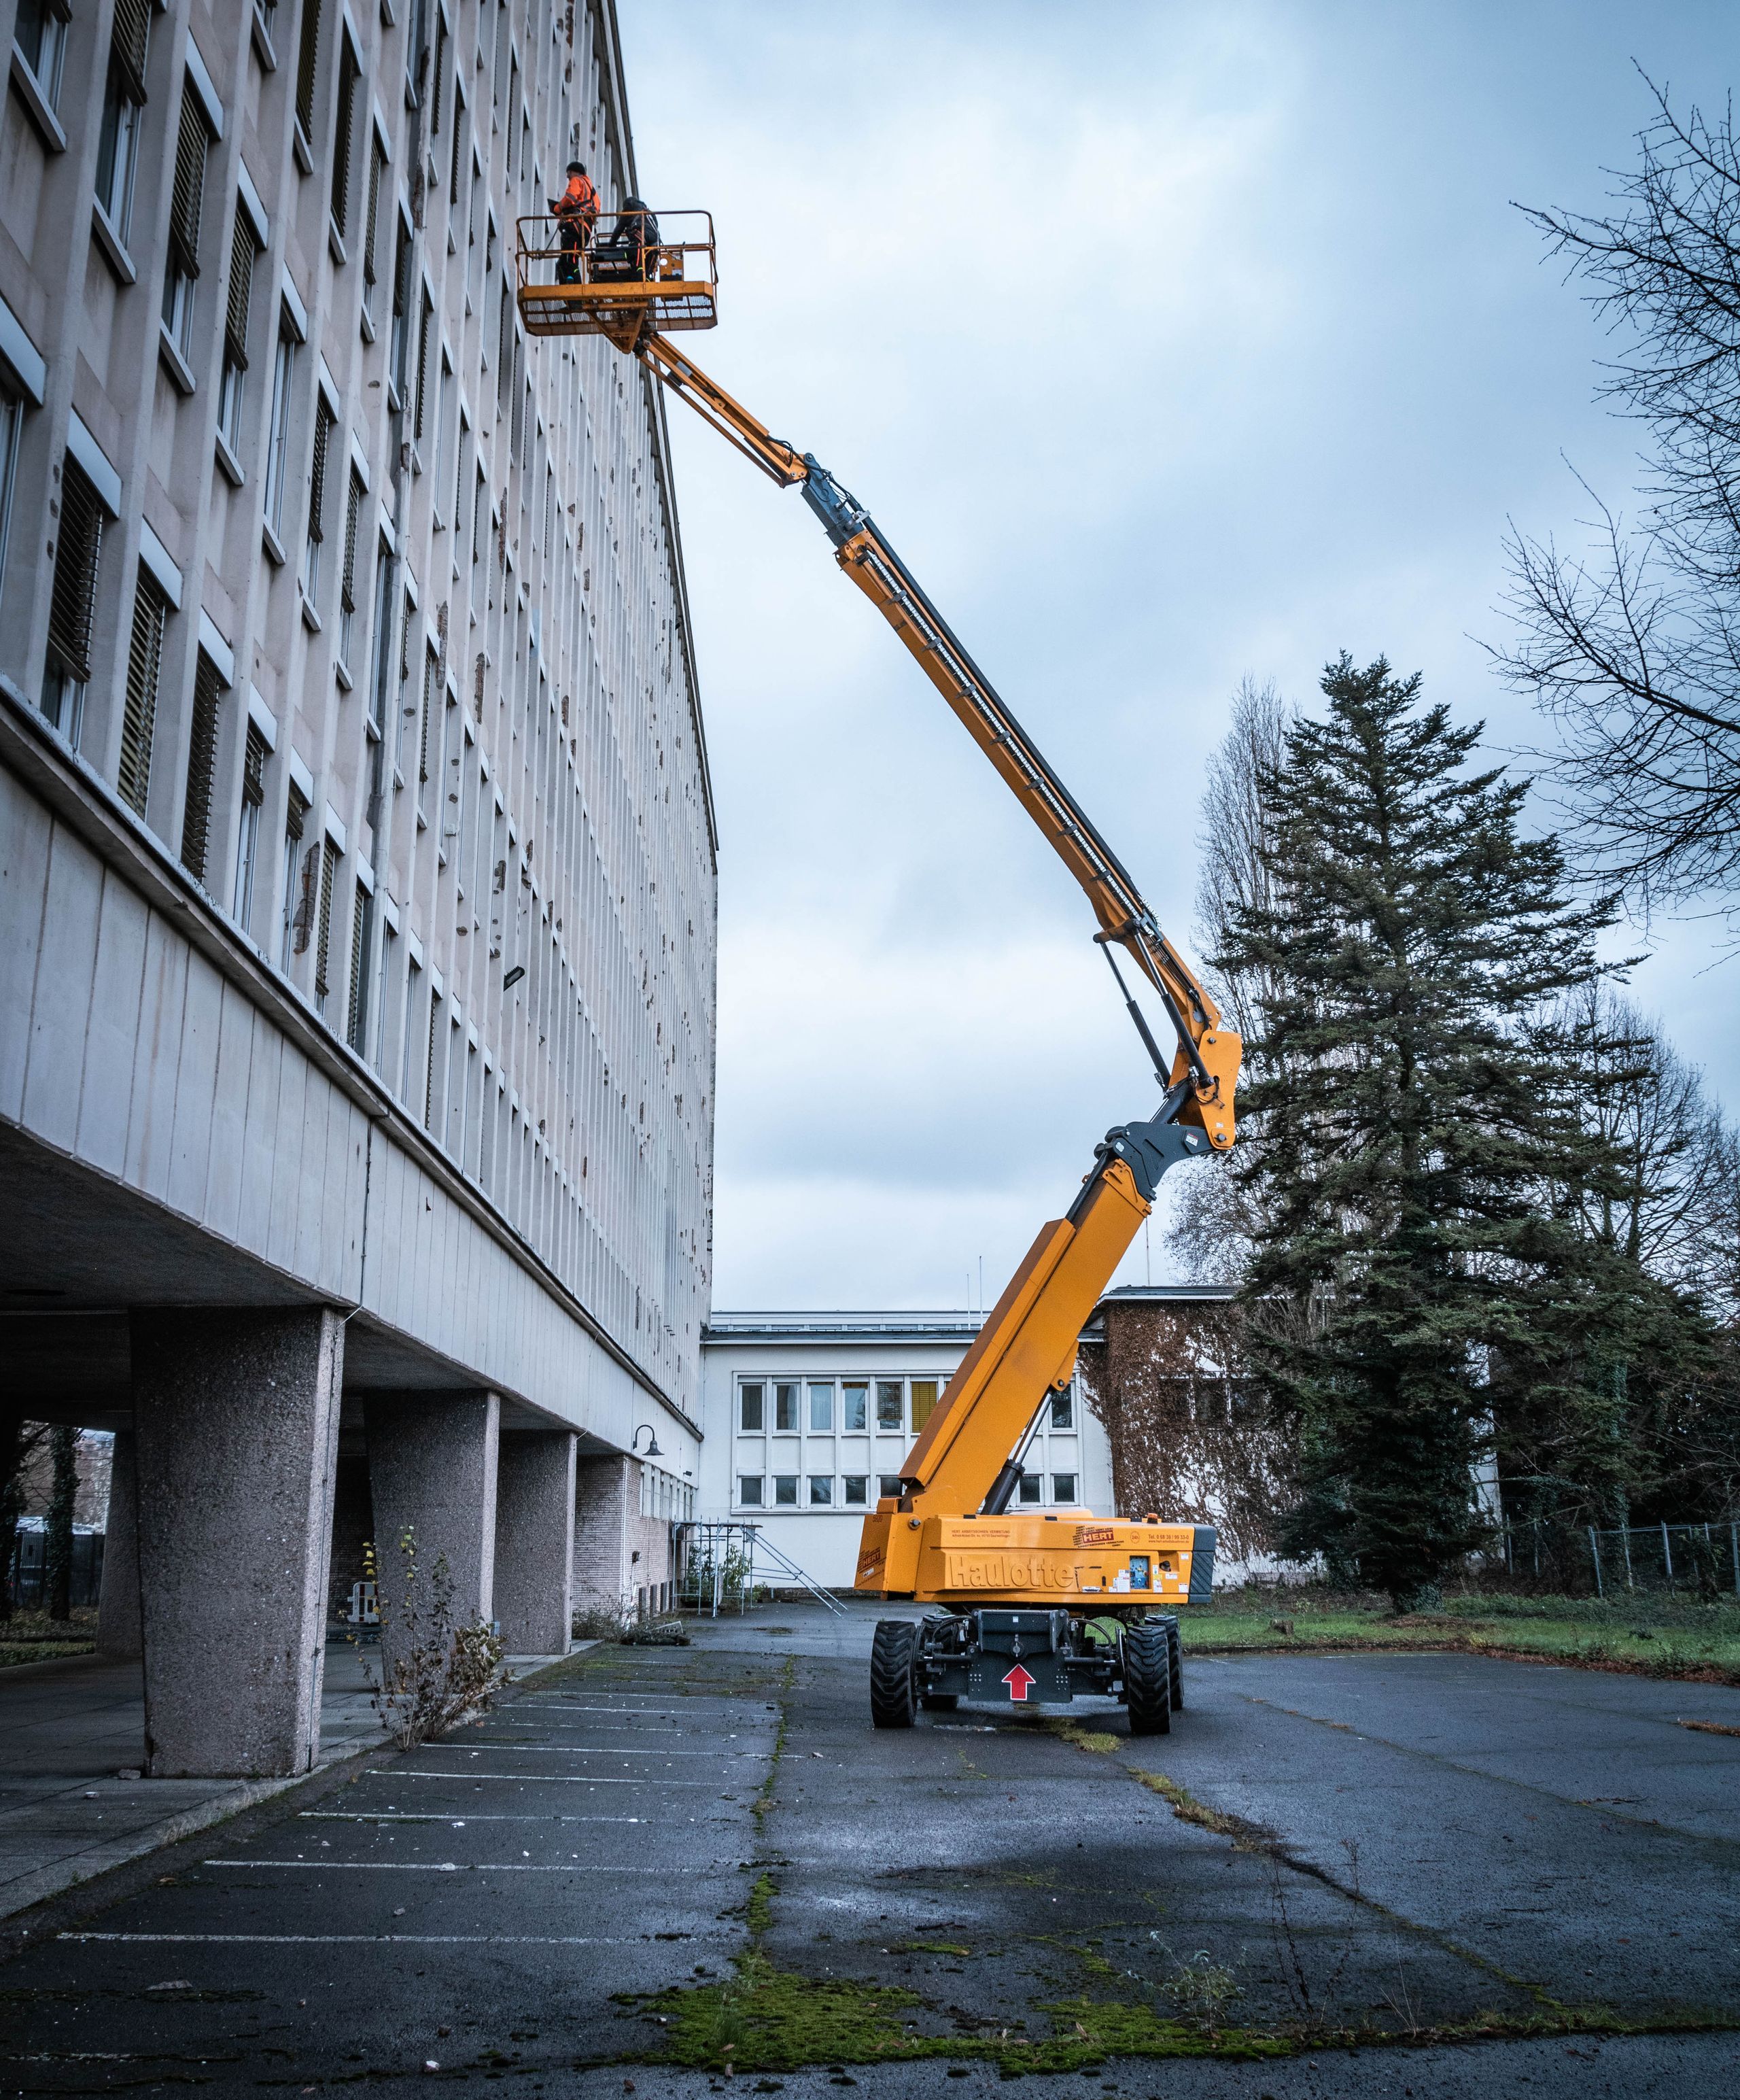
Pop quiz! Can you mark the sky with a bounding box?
[614,1,1740,1313]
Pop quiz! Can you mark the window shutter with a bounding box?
[431,13,447,136]
[330,47,358,236]
[346,880,372,1050]
[180,651,224,882]
[119,572,168,816]
[313,836,338,1000]
[450,99,464,205]
[307,406,332,545]
[363,145,383,290]
[286,781,309,844]
[242,721,268,808]
[46,458,104,686]
[496,282,512,407]
[341,470,362,614]
[295,0,322,141]
[415,294,432,440]
[418,640,434,786]
[392,222,412,325]
[224,208,254,369]
[168,83,209,279]
[111,0,151,103]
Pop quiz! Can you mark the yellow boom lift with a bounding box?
[518,210,1241,1733]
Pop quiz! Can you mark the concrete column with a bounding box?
[365,1392,500,1668]
[95,1426,143,1659]
[494,1432,576,1654]
[131,1308,345,1779]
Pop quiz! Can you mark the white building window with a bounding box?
[95,55,143,245]
[14,0,69,115]
[263,316,297,539]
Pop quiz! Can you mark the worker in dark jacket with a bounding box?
[598,196,659,279]
[551,162,598,283]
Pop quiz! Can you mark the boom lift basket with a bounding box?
[515,209,717,345]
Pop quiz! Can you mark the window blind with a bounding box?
[167,82,209,279]
[118,571,168,816]
[46,458,104,686]
[180,650,224,882]
[294,0,322,140]
[224,207,254,368]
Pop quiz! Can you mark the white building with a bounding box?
[697,1311,1115,1590]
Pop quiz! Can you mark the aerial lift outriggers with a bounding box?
[517,211,1241,1734]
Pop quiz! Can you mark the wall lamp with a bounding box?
[502,965,526,990]
[631,1424,663,1459]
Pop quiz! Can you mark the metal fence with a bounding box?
[1499,1519,1740,1598]
[4,1521,106,1611]
[674,1522,846,1619]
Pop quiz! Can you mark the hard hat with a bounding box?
[566,160,587,175]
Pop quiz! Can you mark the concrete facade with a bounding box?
[695,1311,1116,1591]
[0,1,713,1769]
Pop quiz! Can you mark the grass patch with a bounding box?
[0,1611,98,1670]
[1181,1587,1740,1685]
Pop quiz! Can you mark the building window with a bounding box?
[234,720,268,930]
[361,134,385,328]
[1052,1473,1077,1504]
[389,220,413,402]
[219,207,258,453]
[338,467,362,669]
[878,1475,903,1500]
[263,315,297,539]
[303,398,334,605]
[0,388,22,581]
[738,1475,763,1508]
[1050,1390,1074,1430]
[179,650,225,883]
[1017,1473,1041,1505]
[294,0,322,148]
[330,35,359,241]
[910,1381,940,1434]
[346,880,372,1051]
[41,455,103,750]
[841,1382,868,1432]
[280,782,309,969]
[843,1475,868,1507]
[807,1382,833,1432]
[367,537,395,742]
[773,1475,797,1508]
[773,1381,798,1432]
[400,955,422,1100]
[14,0,69,114]
[875,1381,903,1430]
[118,570,168,816]
[808,1476,833,1507]
[413,288,434,447]
[95,50,144,244]
[162,81,213,361]
[313,834,340,1019]
[739,1382,763,1432]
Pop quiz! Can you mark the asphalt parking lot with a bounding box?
[0,1603,1735,2094]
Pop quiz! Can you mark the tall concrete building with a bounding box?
[0,0,714,1774]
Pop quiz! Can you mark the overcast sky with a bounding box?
[616,1,1739,1313]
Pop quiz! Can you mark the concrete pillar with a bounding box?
[95,1425,143,1659]
[494,1432,576,1654]
[365,1392,499,1668]
[131,1308,345,1779]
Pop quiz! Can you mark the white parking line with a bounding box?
[299,1812,672,1825]
[203,1859,729,1874]
[392,1770,738,1787]
[415,1742,768,1759]
[58,1933,730,1947]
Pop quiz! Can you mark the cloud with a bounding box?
[619,1,1740,1308]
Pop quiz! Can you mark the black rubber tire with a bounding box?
[1123,1619,1172,1736]
[870,1619,919,1728]
[1164,1617,1184,1710]
[920,1693,959,1711]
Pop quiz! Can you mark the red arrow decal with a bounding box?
[1002,1665,1037,1702]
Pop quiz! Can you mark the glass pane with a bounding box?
[807,1381,833,1431]
[878,1475,903,1499]
[774,1383,798,1432]
[808,1475,833,1506]
[1049,1390,1073,1430]
[875,1381,903,1429]
[738,1476,763,1506]
[1052,1473,1077,1503]
[740,1382,764,1432]
[1017,1473,1041,1504]
[843,1475,867,1505]
[841,1383,868,1432]
[909,1380,939,1433]
[773,1475,797,1506]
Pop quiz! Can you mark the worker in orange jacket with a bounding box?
[551,162,599,283]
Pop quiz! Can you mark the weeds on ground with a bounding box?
[358,1530,506,1749]
[0,1607,97,1669]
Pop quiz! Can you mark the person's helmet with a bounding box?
[623,195,648,211]
[566,160,587,176]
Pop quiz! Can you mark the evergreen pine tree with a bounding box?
[1217,654,1622,1609]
